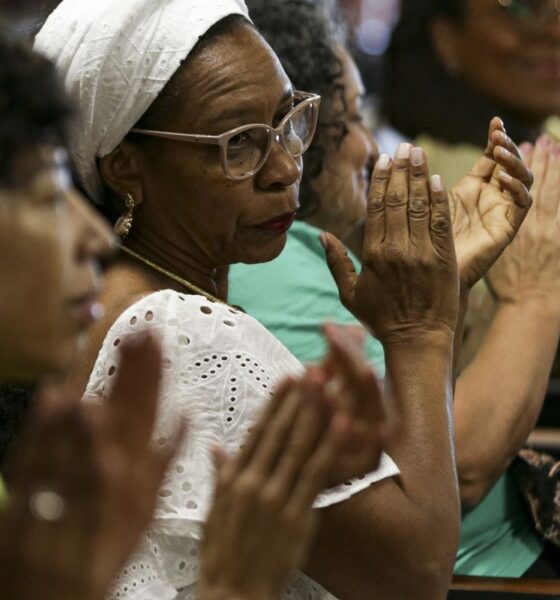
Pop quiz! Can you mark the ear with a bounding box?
[431,17,463,74]
[98,142,145,208]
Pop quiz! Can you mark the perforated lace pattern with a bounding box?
[86,291,398,599]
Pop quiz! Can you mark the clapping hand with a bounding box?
[322,143,459,345]
[0,334,185,600]
[486,135,560,304]
[199,373,346,600]
[451,117,533,290]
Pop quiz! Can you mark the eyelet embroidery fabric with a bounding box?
[85,290,399,599]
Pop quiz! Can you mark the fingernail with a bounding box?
[376,153,390,170]
[319,233,328,250]
[498,147,512,158]
[497,117,506,132]
[411,147,424,166]
[395,143,411,160]
[430,174,443,192]
[495,130,508,143]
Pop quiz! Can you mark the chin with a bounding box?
[235,233,289,265]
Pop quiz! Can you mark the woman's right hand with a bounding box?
[322,143,459,345]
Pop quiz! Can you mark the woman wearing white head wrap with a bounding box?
[35,0,250,201]
[33,1,462,599]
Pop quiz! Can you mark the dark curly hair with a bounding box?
[245,0,349,218]
[0,24,74,189]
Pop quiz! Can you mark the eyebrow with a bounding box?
[215,88,295,126]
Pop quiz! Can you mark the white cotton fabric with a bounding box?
[33,0,250,201]
[85,290,400,599]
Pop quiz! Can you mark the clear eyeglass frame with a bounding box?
[131,90,322,181]
[497,0,560,26]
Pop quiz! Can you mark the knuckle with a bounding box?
[367,191,385,214]
[392,159,409,172]
[408,193,429,217]
[371,172,389,185]
[381,243,405,264]
[410,166,426,181]
[386,189,407,208]
[431,211,451,233]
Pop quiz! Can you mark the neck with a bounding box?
[123,234,228,302]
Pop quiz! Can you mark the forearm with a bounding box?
[305,333,459,599]
[453,285,470,386]
[454,297,560,507]
[383,332,458,517]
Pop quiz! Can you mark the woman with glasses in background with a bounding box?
[380,0,560,580]
[381,0,560,185]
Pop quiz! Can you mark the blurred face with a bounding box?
[309,46,379,239]
[0,147,113,380]
[433,0,560,120]
[114,24,303,268]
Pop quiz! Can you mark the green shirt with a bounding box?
[456,472,543,576]
[229,220,385,375]
[230,220,543,577]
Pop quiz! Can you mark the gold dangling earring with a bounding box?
[114,193,136,238]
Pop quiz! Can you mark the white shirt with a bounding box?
[86,290,399,599]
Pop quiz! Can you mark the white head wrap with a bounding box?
[34,0,250,201]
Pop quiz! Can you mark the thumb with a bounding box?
[320,233,358,311]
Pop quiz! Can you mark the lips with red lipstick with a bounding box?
[254,211,297,234]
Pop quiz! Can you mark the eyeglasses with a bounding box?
[131,91,321,181]
[497,0,560,27]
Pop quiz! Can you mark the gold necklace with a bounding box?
[121,246,229,306]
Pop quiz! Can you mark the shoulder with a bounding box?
[90,290,303,387]
[112,289,276,344]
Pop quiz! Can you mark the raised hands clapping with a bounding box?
[322,143,459,345]
[451,117,533,290]
[486,135,560,303]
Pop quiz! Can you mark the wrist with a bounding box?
[381,326,454,353]
[496,294,560,324]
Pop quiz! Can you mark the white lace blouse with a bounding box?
[85,290,399,599]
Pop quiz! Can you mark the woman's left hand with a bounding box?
[0,335,185,600]
[451,117,533,290]
[199,372,348,600]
